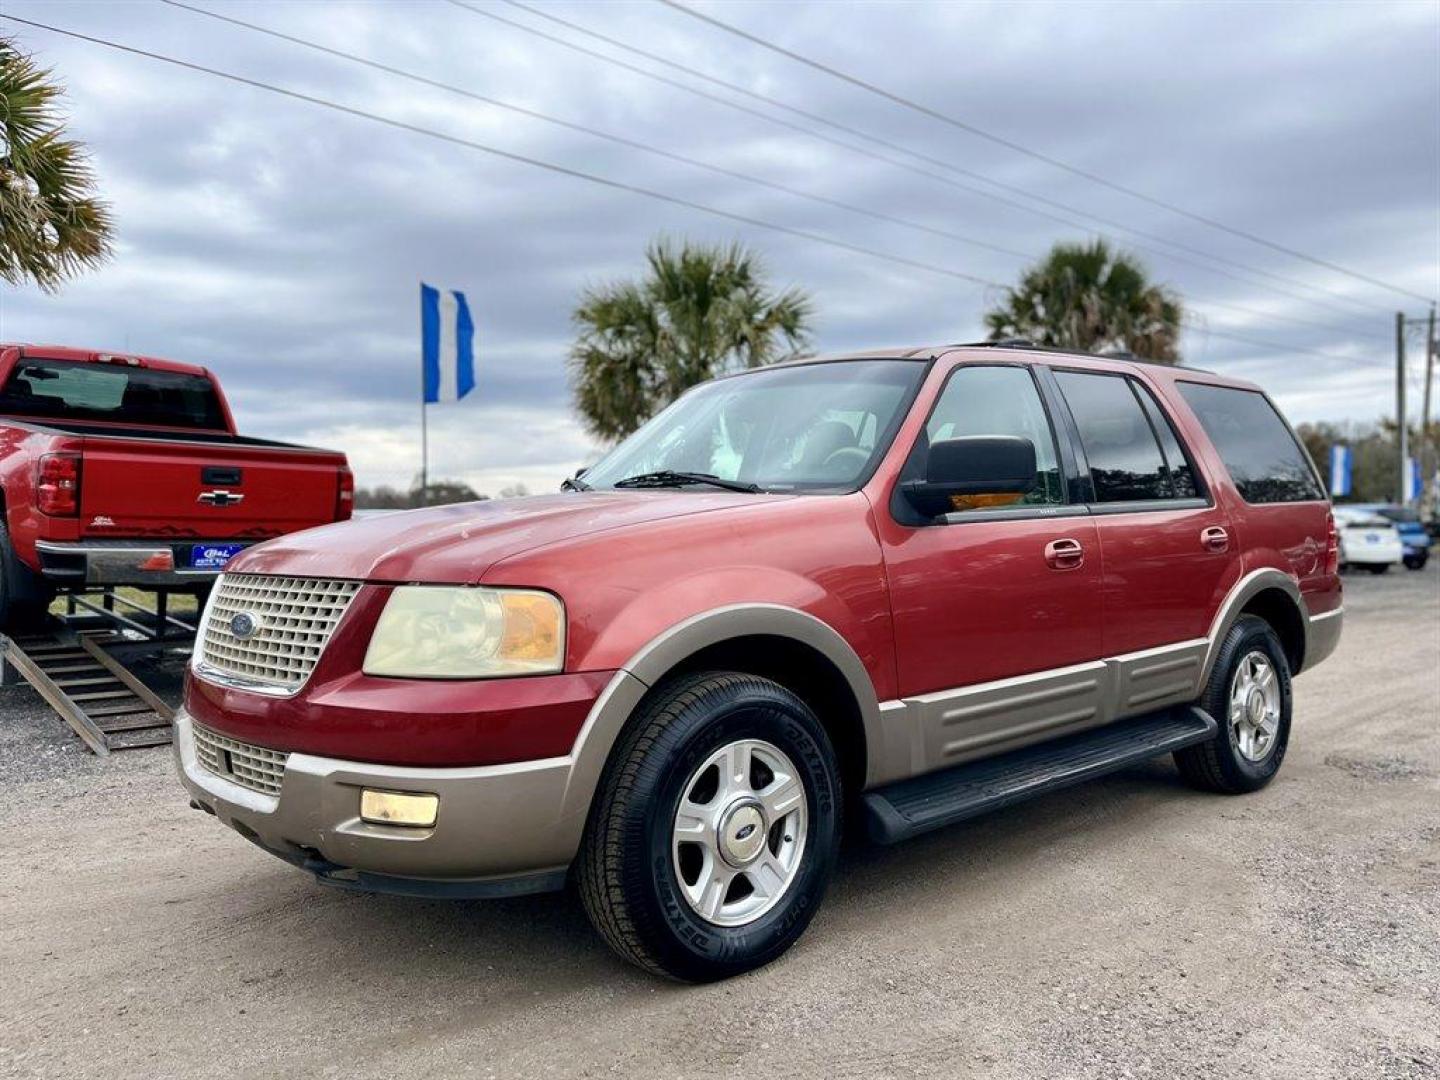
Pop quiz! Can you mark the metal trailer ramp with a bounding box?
[1,630,176,755]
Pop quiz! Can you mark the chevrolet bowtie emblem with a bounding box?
[197,489,245,507]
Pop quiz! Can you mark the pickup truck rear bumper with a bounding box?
[35,539,253,586]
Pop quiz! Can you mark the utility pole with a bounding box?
[1423,305,1437,515]
[1396,312,1408,504]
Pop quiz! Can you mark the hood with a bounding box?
[228,490,776,583]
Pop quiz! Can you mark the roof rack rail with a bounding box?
[942,338,1034,349]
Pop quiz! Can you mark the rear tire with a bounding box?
[0,523,55,632]
[576,671,842,982]
[1367,563,1391,575]
[1174,615,1292,795]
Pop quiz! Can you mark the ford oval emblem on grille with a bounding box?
[229,611,261,640]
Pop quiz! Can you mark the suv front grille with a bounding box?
[193,724,288,796]
[199,573,361,692]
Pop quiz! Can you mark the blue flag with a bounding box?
[1328,444,1351,497]
[421,283,476,404]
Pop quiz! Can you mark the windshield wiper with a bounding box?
[612,470,761,493]
[560,475,591,492]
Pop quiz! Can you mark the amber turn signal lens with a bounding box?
[499,591,562,662]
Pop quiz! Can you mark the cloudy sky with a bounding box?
[2,0,1437,495]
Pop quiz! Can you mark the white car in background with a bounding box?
[1333,507,1405,574]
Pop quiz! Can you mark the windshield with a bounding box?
[0,358,227,430]
[581,360,926,493]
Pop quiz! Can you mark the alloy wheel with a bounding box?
[671,738,808,927]
[1229,650,1281,762]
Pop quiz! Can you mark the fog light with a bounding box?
[360,789,438,828]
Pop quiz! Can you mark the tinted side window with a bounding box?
[1133,383,1199,498]
[1178,383,1324,503]
[924,365,1064,510]
[1055,371,1171,502]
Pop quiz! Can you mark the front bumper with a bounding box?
[173,708,597,897]
[36,539,254,586]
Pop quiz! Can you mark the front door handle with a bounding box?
[1201,526,1230,553]
[1044,537,1085,570]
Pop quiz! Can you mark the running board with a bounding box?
[863,706,1217,844]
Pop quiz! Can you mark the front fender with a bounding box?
[620,601,881,718]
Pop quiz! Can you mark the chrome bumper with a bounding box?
[36,540,246,586]
[173,710,588,897]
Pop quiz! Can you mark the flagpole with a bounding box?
[420,282,429,507]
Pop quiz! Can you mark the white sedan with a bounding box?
[1333,507,1405,574]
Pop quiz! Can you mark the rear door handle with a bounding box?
[1201,526,1230,553]
[1044,537,1085,570]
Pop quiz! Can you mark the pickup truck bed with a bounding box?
[0,344,352,624]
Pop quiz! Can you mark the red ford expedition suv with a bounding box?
[175,343,1342,981]
[0,344,353,626]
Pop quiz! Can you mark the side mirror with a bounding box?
[902,436,1037,518]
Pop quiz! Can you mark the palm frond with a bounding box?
[570,237,816,439]
[1,36,113,292]
[984,239,1183,362]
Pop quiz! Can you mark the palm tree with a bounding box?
[1,37,113,292]
[570,238,813,440]
[985,240,1183,363]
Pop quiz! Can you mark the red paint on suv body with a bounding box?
[188,347,1341,768]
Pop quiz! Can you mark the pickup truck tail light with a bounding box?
[1324,510,1340,575]
[36,452,82,517]
[336,465,354,521]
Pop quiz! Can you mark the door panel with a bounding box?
[884,514,1104,695]
[879,513,1105,774]
[1093,507,1240,656]
[876,360,1109,779]
[1048,369,1242,656]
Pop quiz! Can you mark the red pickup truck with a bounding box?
[174,343,1342,981]
[0,344,352,626]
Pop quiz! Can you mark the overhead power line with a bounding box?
[0,13,1386,371]
[158,0,1032,262]
[1194,297,1389,342]
[0,14,1004,289]
[1183,323,1380,365]
[658,0,1436,306]
[166,0,1387,347]
[471,0,1392,328]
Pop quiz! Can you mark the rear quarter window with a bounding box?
[1177,382,1324,503]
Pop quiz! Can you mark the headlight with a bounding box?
[362,586,565,679]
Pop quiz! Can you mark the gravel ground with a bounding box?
[0,570,1436,1080]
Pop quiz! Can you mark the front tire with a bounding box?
[577,672,842,982]
[1367,563,1391,575]
[1174,614,1292,794]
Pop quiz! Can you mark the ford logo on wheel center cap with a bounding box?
[229,611,261,640]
